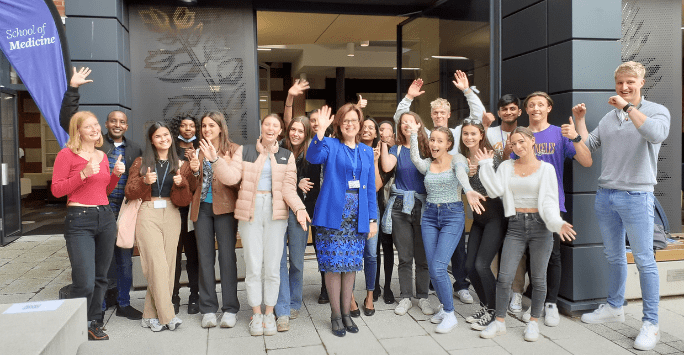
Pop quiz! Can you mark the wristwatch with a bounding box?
[369,219,377,223]
[571,134,582,143]
[623,102,634,112]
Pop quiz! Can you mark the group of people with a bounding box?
[51,61,669,352]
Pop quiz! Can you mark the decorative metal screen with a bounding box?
[129,4,258,145]
[622,0,682,232]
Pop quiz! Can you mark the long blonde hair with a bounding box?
[65,111,103,153]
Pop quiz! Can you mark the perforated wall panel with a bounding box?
[128,4,259,145]
[622,0,682,232]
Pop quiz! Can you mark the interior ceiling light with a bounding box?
[257,47,272,51]
[392,67,421,70]
[431,56,469,60]
[347,42,355,57]
[360,40,370,47]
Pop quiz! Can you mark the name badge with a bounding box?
[153,200,167,209]
[348,180,360,189]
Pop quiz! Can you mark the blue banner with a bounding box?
[0,0,70,146]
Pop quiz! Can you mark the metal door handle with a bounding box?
[1,163,7,186]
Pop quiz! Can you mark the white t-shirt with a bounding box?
[486,126,511,152]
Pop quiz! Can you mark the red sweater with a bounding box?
[51,148,119,205]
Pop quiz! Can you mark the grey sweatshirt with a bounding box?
[585,98,670,192]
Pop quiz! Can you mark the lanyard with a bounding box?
[155,162,169,198]
[344,145,358,180]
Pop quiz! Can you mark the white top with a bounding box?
[486,126,511,152]
[508,170,542,209]
[477,158,565,233]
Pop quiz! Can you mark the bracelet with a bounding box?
[369,219,377,223]
[285,104,293,108]
[622,102,634,112]
[210,156,219,164]
[193,170,200,177]
[626,106,634,114]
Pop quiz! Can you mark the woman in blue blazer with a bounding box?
[307,104,378,337]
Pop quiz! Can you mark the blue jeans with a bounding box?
[363,235,378,291]
[595,188,659,324]
[275,210,309,317]
[421,202,465,313]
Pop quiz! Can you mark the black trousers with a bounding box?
[173,206,200,303]
[64,205,117,322]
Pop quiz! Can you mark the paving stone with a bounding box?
[380,334,448,355]
[320,325,386,355]
[268,344,327,355]
[416,315,498,351]
[652,343,681,354]
[0,261,35,276]
[449,346,509,355]
[0,277,51,294]
[362,308,427,339]
[263,313,322,350]
[553,335,631,355]
[491,327,573,355]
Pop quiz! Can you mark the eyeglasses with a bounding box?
[463,118,482,125]
[342,119,360,126]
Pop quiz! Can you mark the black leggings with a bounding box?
[375,230,394,290]
[465,198,507,310]
[173,206,199,303]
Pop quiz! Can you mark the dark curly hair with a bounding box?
[166,115,198,147]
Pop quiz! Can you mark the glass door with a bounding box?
[1,88,21,245]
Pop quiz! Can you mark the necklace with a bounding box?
[158,159,168,167]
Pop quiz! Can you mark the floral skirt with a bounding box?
[315,192,366,273]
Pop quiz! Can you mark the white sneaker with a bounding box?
[524,320,540,342]
[220,312,237,328]
[471,310,494,331]
[544,303,560,327]
[480,319,506,339]
[466,306,489,324]
[435,311,458,333]
[418,298,435,315]
[394,298,413,315]
[522,307,531,323]
[580,304,625,324]
[141,318,164,332]
[166,316,183,331]
[249,313,264,336]
[263,313,277,336]
[456,289,474,304]
[634,321,660,351]
[430,305,446,324]
[201,313,218,328]
[509,292,523,313]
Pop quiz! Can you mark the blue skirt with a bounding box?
[315,192,366,273]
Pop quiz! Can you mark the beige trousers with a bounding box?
[136,201,181,324]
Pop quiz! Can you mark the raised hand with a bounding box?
[189,150,200,172]
[381,135,395,147]
[452,70,470,91]
[608,95,628,110]
[357,95,368,109]
[482,112,495,128]
[173,162,183,186]
[113,154,125,177]
[405,118,419,134]
[467,158,477,177]
[373,146,380,162]
[298,177,314,193]
[288,79,310,97]
[465,190,486,215]
[561,117,578,140]
[199,139,218,162]
[559,222,577,242]
[296,209,311,231]
[70,67,93,88]
[144,167,157,185]
[82,156,100,178]
[572,103,587,120]
[503,134,513,158]
[474,148,494,162]
[406,79,425,99]
[316,105,334,136]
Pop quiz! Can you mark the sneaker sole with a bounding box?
[471,322,490,331]
[421,309,435,315]
[480,330,506,339]
[633,334,660,351]
[580,315,625,324]
[524,334,539,342]
[544,318,560,327]
[202,322,217,328]
[220,318,237,328]
[167,323,182,331]
[250,329,264,336]
[435,323,457,334]
[430,317,443,324]
[264,327,277,336]
[87,331,109,340]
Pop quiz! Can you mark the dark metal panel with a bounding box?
[548,0,621,44]
[65,18,124,63]
[502,0,542,17]
[559,244,610,301]
[65,0,121,21]
[71,61,127,107]
[501,48,547,102]
[564,193,602,245]
[548,40,621,93]
[502,1,547,60]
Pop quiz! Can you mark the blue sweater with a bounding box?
[307,136,377,233]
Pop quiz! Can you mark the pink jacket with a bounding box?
[213,139,305,222]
